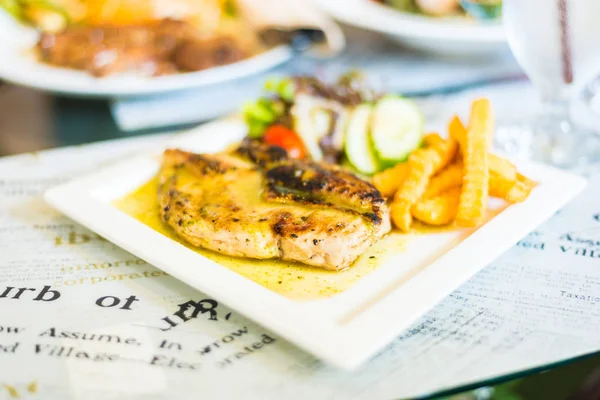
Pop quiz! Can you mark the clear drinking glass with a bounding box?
[583,76,600,117]
[498,0,600,168]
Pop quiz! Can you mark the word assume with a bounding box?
[33,328,141,362]
[39,327,140,344]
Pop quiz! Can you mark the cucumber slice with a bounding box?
[344,104,378,175]
[371,96,423,167]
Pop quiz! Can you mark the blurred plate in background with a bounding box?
[312,0,506,56]
[0,11,293,98]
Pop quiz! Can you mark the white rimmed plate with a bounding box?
[44,119,586,369]
[312,0,505,56]
[0,11,292,98]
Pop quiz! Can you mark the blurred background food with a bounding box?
[0,0,265,76]
[1,0,230,32]
[372,0,502,19]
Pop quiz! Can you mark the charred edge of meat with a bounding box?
[362,212,381,224]
[271,211,292,235]
[266,165,325,191]
[264,162,385,205]
[163,149,236,175]
[264,184,382,225]
[237,141,386,224]
[265,185,328,205]
[235,138,288,167]
[188,154,233,174]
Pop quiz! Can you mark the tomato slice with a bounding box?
[263,124,307,159]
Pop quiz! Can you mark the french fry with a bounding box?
[372,162,410,198]
[518,173,537,190]
[487,155,518,200]
[504,173,537,202]
[489,171,515,199]
[391,137,458,231]
[448,116,517,200]
[488,152,518,200]
[423,133,444,147]
[448,115,466,148]
[412,188,461,226]
[424,162,463,198]
[449,112,494,149]
[386,103,534,231]
[450,115,515,179]
[489,171,537,202]
[456,98,492,227]
[489,154,517,181]
[504,180,530,203]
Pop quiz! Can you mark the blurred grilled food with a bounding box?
[2,0,228,33]
[0,0,267,76]
[37,19,247,76]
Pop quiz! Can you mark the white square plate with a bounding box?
[44,119,587,369]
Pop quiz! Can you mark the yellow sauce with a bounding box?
[113,178,411,301]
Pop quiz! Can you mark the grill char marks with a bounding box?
[157,145,390,270]
[235,138,288,167]
[237,140,386,225]
[161,148,242,176]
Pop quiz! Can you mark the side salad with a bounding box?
[372,0,502,20]
[242,73,424,175]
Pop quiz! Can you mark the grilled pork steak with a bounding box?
[38,19,246,77]
[157,140,390,270]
